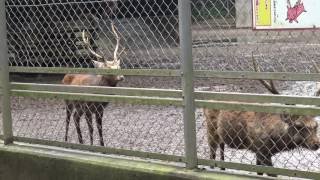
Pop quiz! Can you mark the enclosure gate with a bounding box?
[1,0,320,179]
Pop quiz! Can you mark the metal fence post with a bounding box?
[178,0,197,169]
[0,2,13,145]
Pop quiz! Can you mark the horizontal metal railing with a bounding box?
[10,66,320,81]
[8,82,320,178]
[11,82,320,106]
[10,82,320,116]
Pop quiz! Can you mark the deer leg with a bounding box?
[65,102,73,142]
[256,152,276,177]
[256,152,264,176]
[208,137,217,160]
[264,155,276,177]
[219,143,225,170]
[207,133,219,169]
[256,153,263,176]
[85,111,94,146]
[96,106,104,146]
[73,109,84,144]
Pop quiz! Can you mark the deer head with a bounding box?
[82,23,125,83]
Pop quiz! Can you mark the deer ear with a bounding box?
[92,60,105,68]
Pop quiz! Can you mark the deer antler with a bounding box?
[251,53,280,94]
[112,23,119,63]
[312,60,320,73]
[82,23,123,69]
[312,60,320,96]
[100,22,123,69]
[110,22,121,67]
[82,30,103,60]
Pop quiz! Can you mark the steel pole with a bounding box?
[0,1,13,145]
[178,0,197,169]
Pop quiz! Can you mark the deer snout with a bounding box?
[117,75,125,81]
[310,142,320,151]
[308,137,320,151]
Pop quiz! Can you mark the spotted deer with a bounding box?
[63,23,124,146]
[203,56,320,176]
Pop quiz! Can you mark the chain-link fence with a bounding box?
[6,0,320,72]
[201,109,320,173]
[8,0,320,72]
[191,0,320,73]
[6,0,180,69]
[3,0,320,178]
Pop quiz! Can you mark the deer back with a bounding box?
[62,74,102,86]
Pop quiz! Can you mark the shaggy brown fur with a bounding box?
[203,108,320,176]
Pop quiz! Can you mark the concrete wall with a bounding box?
[0,143,264,180]
[236,0,252,28]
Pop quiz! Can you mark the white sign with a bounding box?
[253,0,320,29]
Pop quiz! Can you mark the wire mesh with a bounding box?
[191,1,320,175]
[11,96,184,156]
[6,0,180,69]
[193,75,320,177]
[200,108,320,173]
[197,78,320,174]
[5,0,320,177]
[191,0,320,73]
[6,0,320,72]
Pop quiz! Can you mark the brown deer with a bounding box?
[203,56,320,176]
[63,23,124,146]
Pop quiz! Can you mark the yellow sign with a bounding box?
[256,0,271,26]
